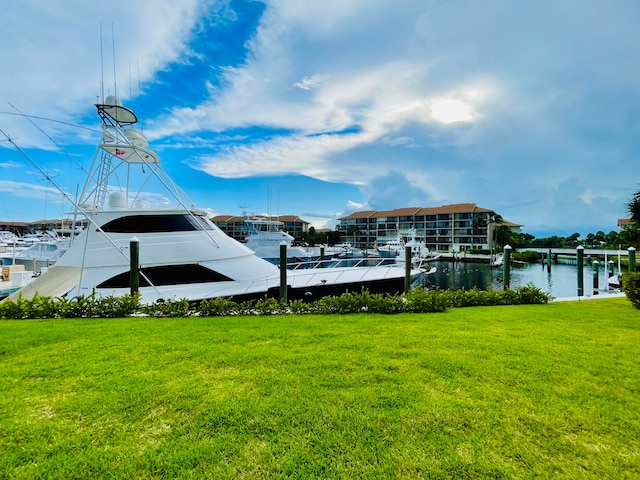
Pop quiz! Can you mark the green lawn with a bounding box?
[1,298,639,479]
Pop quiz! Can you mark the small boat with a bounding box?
[377,238,404,258]
[1,231,69,272]
[608,274,621,289]
[243,212,321,263]
[490,253,504,268]
[377,228,438,262]
[5,95,424,304]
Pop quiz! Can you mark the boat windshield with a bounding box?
[100,214,214,233]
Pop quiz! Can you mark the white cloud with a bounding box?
[0,0,211,146]
[293,74,329,91]
[2,0,640,235]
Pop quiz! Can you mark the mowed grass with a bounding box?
[1,298,639,479]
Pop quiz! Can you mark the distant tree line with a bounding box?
[302,226,342,246]
[501,229,638,250]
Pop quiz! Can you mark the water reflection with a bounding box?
[423,260,614,299]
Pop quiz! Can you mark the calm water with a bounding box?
[423,260,619,299]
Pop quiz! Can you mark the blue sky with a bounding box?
[1,0,639,238]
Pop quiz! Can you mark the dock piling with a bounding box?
[279,242,288,303]
[503,245,512,289]
[576,246,584,297]
[404,246,411,294]
[130,237,139,295]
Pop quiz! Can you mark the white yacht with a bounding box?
[0,233,69,272]
[377,228,438,261]
[6,97,424,304]
[243,212,321,263]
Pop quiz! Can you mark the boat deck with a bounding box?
[0,280,20,300]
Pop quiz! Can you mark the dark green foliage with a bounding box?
[0,294,58,319]
[404,287,449,312]
[287,298,312,314]
[252,296,287,315]
[142,297,191,317]
[0,292,141,319]
[514,283,553,304]
[512,250,543,263]
[431,284,549,308]
[1,284,552,319]
[621,272,640,309]
[198,297,240,316]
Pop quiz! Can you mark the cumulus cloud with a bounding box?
[2,0,639,235]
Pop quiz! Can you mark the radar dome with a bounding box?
[104,95,123,107]
[108,192,127,210]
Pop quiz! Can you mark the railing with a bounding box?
[288,257,400,270]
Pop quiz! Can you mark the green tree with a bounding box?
[627,190,640,224]
[565,232,581,247]
[620,225,640,249]
[604,230,620,248]
[494,225,512,249]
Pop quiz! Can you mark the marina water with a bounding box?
[423,260,619,299]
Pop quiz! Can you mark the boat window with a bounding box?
[188,214,215,231]
[100,214,208,233]
[96,264,233,288]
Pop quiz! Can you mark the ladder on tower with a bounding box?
[94,151,113,210]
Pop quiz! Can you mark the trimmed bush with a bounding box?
[0,284,552,319]
[621,272,640,309]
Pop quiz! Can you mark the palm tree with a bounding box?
[628,190,640,225]
[622,190,640,249]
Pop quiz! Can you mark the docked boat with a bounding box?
[1,231,69,272]
[5,96,424,304]
[377,228,438,262]
[243,212,321,263]
[608,274,621,289]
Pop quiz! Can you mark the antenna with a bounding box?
[112,23,117,101]
[100,23,105,103]
[137,59,141,98]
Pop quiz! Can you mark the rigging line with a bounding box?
[0,127,77,207]
[8,103,91,177]
[0,110,101,133]
[0,127,157,286]
[0,128,127,258]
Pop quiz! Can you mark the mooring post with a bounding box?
[547,248,552,272]
[629,247,636,272]
[608,260,614,277]
[320,246,325,260]
[279,241,288,303]
[404,246,412,294]
[130,236,140,295]
[592,260,599,295]
[576,245,584,297]
[503,245,512,289]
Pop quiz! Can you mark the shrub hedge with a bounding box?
[621,272,640,309]
[0,284,552,319]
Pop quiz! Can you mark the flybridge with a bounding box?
[80,95,166,212]
[96,96,160,165]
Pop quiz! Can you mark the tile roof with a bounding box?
[339,203,495,220]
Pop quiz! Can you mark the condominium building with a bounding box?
[337,203,513,252]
